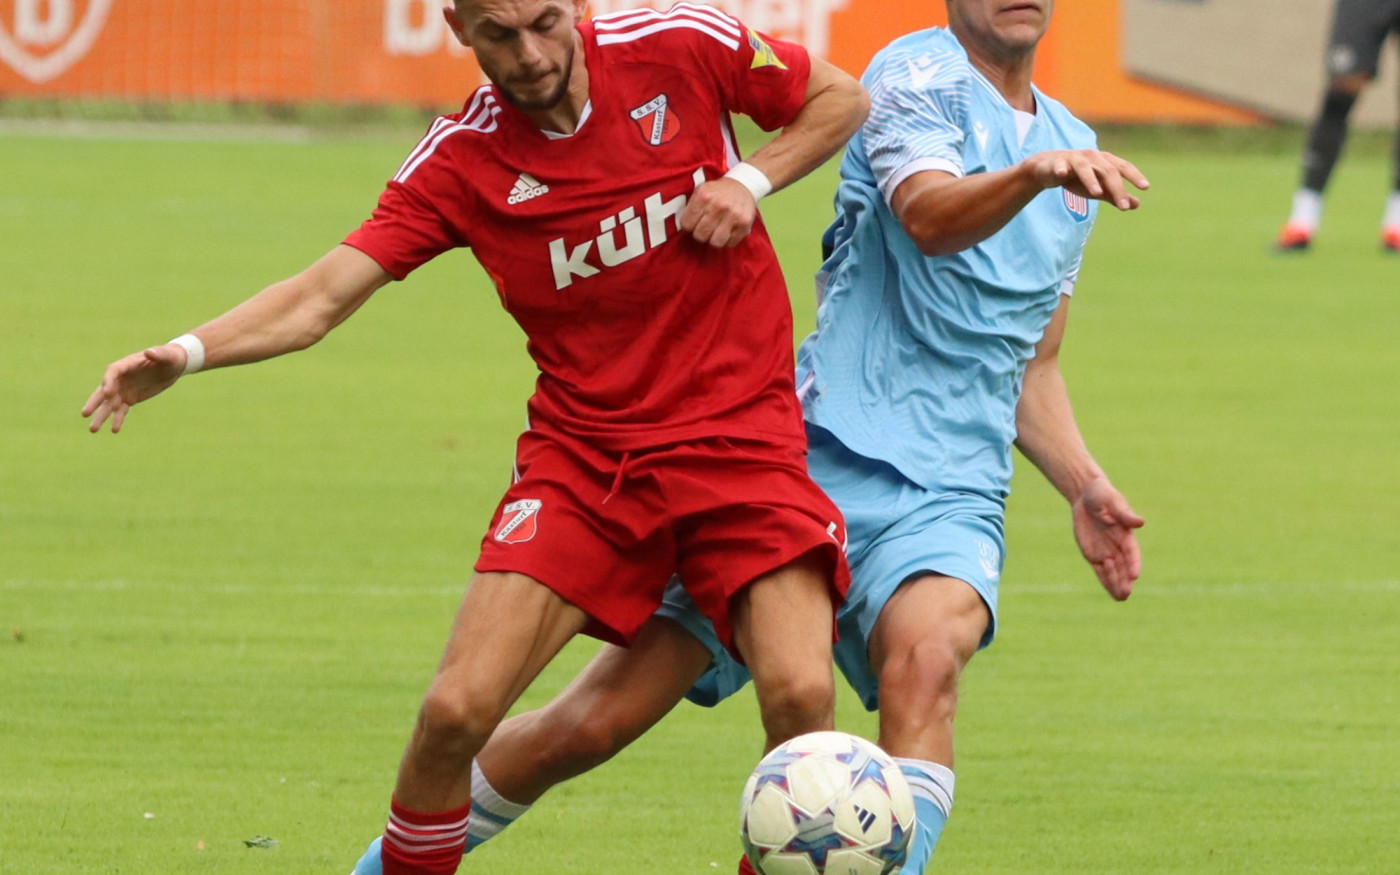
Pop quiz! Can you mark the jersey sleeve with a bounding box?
[343,117,473,280]
[343,182,463,280]
[653,6,812,131]
[723,25,811,131]
[862,48,972,205]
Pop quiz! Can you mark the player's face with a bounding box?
[445,0,586,110]
[946,0,1052,60]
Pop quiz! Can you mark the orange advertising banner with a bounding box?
[0,0,1257,122]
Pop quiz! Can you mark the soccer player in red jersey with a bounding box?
[81,1,868,872]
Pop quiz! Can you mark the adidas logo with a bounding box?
[853,804,877,833]
[507,172,550,205]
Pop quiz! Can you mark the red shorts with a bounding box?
[475,428,850,649]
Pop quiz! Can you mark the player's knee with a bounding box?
[414,688,503,765]
[880,635,964,720]
[757,667,835,737]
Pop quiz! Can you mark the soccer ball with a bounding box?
[739,731,916,875]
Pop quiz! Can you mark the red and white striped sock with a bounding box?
[380,798,471,875]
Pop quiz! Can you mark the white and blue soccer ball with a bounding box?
[739,731,916,875]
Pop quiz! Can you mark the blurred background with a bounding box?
[1,0,1394,126]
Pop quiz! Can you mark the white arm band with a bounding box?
[723,162,774,204]
[168,333,205,375]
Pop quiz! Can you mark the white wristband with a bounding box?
[168,333,205,375]
[723,162,773,204]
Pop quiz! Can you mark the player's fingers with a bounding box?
[691,217,720,247]
[1095,555,1118,591]
[87,399,112,433]
[1095,165,1133,210]
[1109,155,1150,190]
[1123,534,1143,582]
[722,215,755,248]
[1100,556,1132,601]
[111,403,129,434]
[1070,159,1103,198]
[678,199,703,233]
[81,385,107,418]
[1107,496,1146,528]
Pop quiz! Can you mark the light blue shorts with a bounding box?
[660,424,1006,711]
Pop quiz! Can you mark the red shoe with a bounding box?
[1276,223,1314,252]
[1383,226,1400,253]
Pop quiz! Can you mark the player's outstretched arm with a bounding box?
[893,149,1149,257]
[1012,297,1143,599]
[683,58,868,248]
[83,245,393,433]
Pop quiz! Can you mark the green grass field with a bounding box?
[2,122,1398,873]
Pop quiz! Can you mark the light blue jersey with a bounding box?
[666,25,1107,708]
[797,27,1098,502]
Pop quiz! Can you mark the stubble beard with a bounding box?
[498,41,575,112]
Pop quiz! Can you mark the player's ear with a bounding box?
[442,3,470,48]
[573,0,590,26]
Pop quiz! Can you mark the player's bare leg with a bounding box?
[477,616,711,802]
[865,574,990,875]
[730,552,837,753]
[352,615,711,874]
[379,570,589,875]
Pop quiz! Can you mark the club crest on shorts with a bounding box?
[494,499,542,544]
[976,539,1001,581]
[1063,190,1090,223]
[629,93,680,146]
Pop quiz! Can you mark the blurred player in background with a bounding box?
[381,2,1148,874]
[82,1,869,873]
[1277,0,1400,252]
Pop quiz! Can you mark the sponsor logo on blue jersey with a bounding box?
[1063,190,1090,223]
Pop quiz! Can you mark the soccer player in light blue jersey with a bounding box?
[352,2,1148,873]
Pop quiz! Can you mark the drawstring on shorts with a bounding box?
[603,451,631,504]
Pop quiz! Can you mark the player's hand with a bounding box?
[1071,477,1144,600]
[1024,150,1149,211]
[681,178,759,248]
[81,343,189,434]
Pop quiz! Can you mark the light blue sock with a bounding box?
[349,836,382,875]
[895,758,955,875]
[465,759,532,851]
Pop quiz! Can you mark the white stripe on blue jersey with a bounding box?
[862,44,974,202]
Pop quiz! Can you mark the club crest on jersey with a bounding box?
[494,499,542,544]
[629,93,680,146]
[1063,190,1090,223]
[747,29,787,70]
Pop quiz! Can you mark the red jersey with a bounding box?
[344,5,814,451]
